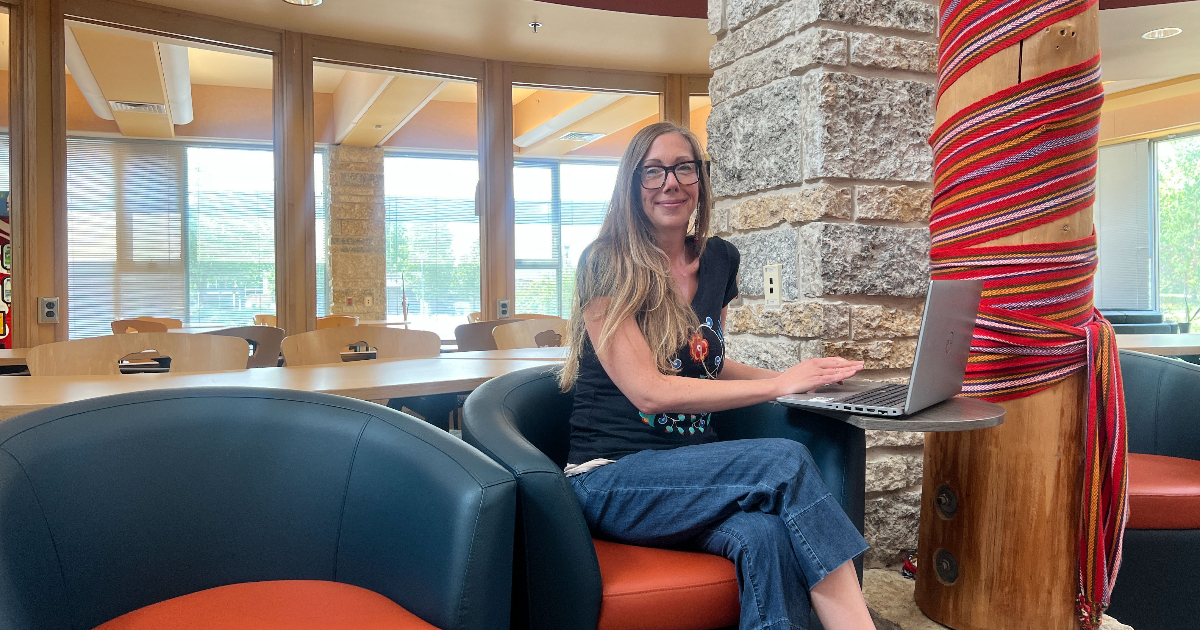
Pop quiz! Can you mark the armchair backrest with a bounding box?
[462,366,602,630]
[0,388,515,630]
[1119,350,1200,460]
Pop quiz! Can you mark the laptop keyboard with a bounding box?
[838,383,909,408]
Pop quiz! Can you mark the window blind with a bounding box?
[514,160,615,317]
[1095,141,1153,311]
[383,154,480,340]
[68,137,186,339]
[315,149,328,316]
[66,137,274,338]
[186,146,275,325]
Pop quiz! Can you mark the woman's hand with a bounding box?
[773,357,865,397]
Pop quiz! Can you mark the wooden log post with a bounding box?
[913,6,1100,630]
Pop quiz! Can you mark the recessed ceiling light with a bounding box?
[282,0,322,5]
[1142,27,1182,40]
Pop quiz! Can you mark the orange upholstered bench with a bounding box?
[95,580,439,630]
[1126,453,1200,530]
[593,539,740,630]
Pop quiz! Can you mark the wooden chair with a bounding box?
[280,326,440,367]
[316,315,358,329]
[111,319,168,334]
[205,326,285,369]
[253,314,277,327]
[493,318,567,350]
[136,316,183,329]
[454,319,526,352]
[467,312,483,323]
[27,333,250,376]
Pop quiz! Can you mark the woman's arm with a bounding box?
[584,298,862,415]
[715,306,781,380]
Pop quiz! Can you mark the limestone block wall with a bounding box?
[706,0,937,567]
[327,145,387,321]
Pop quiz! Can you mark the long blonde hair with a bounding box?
[558,122,712,391]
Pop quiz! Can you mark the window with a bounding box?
[384,153,480,339]
[1094,133,1200,330]
[0,8,11,348]
[312,61,480,334]
[514,159,617,317]
[1156,134,1200,326]
[67,137,275,338]
[64,23,275,337]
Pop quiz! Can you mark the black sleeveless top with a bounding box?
[567,236,741,464]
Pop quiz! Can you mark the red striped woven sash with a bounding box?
[937,0,1097,102]
[930,51,1128,630]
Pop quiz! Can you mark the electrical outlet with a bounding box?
[38,297,60,324]
[764,264,782,306]
[364,294,373,307]
[497,299,511,319]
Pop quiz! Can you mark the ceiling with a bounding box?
[27,0,1200,123]
[135,0,714,75]
[1100,1,1200,89]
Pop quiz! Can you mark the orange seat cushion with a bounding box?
[1128,453,1200,529]
[594,539,739,630]
[94,580,439,630]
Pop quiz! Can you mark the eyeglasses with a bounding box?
[638,160,702,190]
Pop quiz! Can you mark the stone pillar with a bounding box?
[706,0,937,567]
[327,145,386,321]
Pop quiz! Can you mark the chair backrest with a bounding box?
[455,319,525,352]
[461,367,598,630]
[205,326,285,368]
[253,314,277,327]
[467,312,483,323]
[1119,350,1200,460]
[316,315,358,329]
[27,333,251,376]
[136,316,183,329]
[493,318,567,350]
[0,387,515,630]
[111,319,168,334]
[280,326,441,367]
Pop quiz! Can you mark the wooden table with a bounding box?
[0,357,557,422]
[0,348,29,367]
[440,347,568,361]
[1117,333,1200,356]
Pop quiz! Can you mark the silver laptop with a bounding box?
[776,279,983,417]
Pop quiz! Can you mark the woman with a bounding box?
[558,121,875,630]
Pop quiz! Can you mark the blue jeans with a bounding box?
[569,438,868,630]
